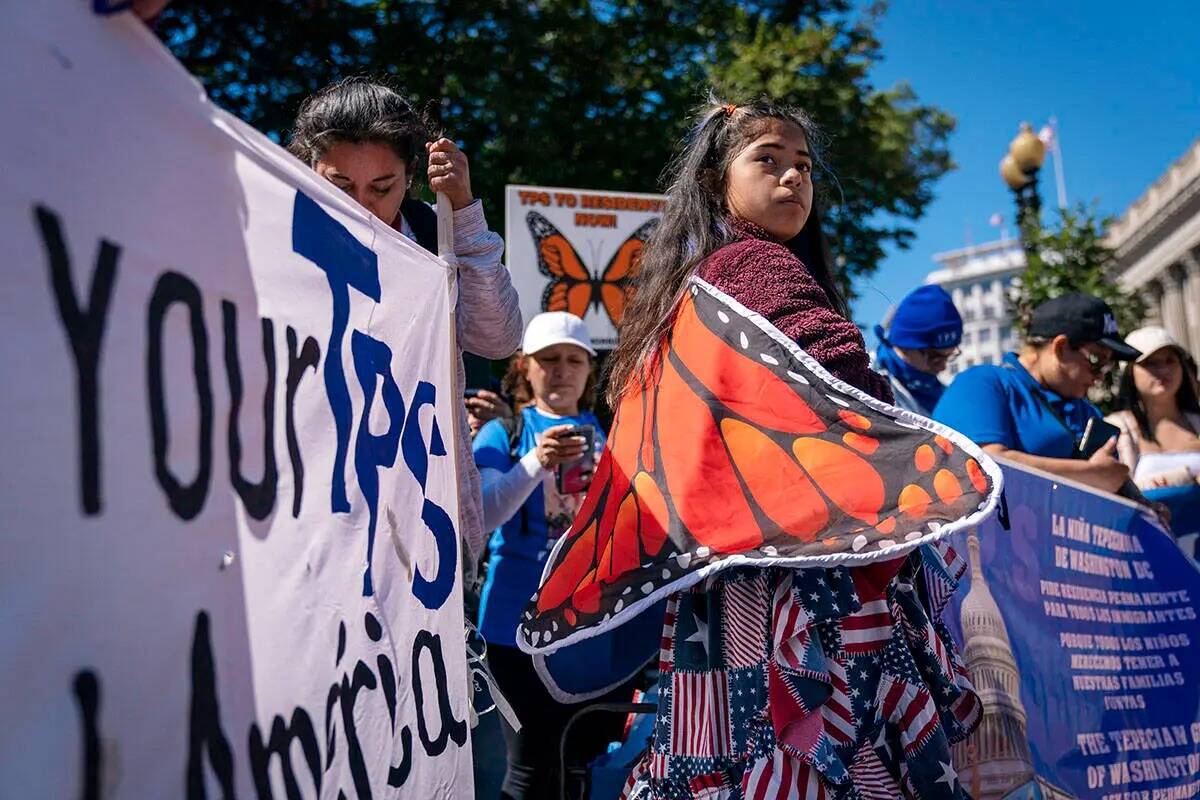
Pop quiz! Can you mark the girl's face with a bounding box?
[724,120,813,242]
[1133,347,1184,401]
[314,140,409,224]
[522,344,591,413]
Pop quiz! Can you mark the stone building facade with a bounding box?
[1110,138,1200,356]
[924,239,1026,377]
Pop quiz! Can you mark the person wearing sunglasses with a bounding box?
[872,285,963,416]
[933,293,1140,493]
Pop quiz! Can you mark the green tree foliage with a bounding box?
[1008,203,1146,407]
[709,5,955,297]
[157,0,953,299]
[1008,203,1146,337]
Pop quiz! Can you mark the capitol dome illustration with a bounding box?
[953,529,1075,800]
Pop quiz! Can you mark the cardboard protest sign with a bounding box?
[504,185,666,349]
[1,3,472,796]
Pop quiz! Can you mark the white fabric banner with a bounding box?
[504,184,665,349]
[1,3,472,798]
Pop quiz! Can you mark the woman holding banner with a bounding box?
[518,100,997,800]
[472,312,630,800]
[289,77,523,566]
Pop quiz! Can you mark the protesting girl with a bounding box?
[606,96,980,800]
[524,99,988,799]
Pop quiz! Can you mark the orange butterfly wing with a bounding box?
[597,218,658,327]
[520,278,1000,653]
[527,211,594,318]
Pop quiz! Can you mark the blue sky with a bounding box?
[850,0,1200,329]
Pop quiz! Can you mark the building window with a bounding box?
[962,308,976,323]
[962,331,973,346]
[978,328,992,343]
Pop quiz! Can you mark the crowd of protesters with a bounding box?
[283,72,1200,800]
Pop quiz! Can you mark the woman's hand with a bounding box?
[1085,437,1131,493]
[534,425,588,471]
[427,138,473,210]
[465,390,511,436]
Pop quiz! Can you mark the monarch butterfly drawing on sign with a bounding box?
[518,276,1003,658]
[527,211,659,327]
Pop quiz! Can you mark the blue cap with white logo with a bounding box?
[886,285,963,350]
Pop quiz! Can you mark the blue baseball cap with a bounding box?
[887,285,963,350]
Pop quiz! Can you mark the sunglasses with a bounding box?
[1076,346,1114,376]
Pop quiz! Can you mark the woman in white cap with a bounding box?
[471,312,626,799]
[1106,326,1200,492]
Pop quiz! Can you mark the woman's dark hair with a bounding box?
[289,77,433,184]
[1116,346,1200,441]
[604,96,841,406]
[502,351,597,412]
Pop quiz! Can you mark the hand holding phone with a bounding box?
[534,424,589,470]
[554,425,596,494]
[1077,417,1122,460]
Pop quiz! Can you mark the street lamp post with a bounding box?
[999,122,1046,244]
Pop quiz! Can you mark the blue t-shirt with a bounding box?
[473,406,605,646]
[932,352,1101,458]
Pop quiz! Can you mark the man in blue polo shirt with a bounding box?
[933,293,1140,493]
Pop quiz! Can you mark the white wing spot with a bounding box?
[614,599,624,614]
[675,553,692,569]
[696,546,712,558]
[739,331,750,349]
[717,310,730,324]
[904,531,924,542]
[760,353,779,365]
[851,534,868,552]
[661,568,672,580]
[760,545,778,556]
[876,539,896,550]
[641,582,655,594]
[825,393,851,408]
[787,370,811,385]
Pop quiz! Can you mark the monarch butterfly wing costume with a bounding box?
[518,276,1003,700]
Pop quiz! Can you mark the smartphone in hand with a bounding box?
[556,424,596,494]
[1077,417,1122,460]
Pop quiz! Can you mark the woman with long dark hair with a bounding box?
[289,77,523,566]
[597,99,979,799]
[1106,326,1200,540]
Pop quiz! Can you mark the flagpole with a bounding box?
[1050,116,1068,209]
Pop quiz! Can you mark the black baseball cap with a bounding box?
[1028,292,1141,361]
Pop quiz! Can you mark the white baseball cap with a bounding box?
[521,311,596,356]
[1125,326,1186,363]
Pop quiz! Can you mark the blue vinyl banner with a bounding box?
[946,461,1200,800]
